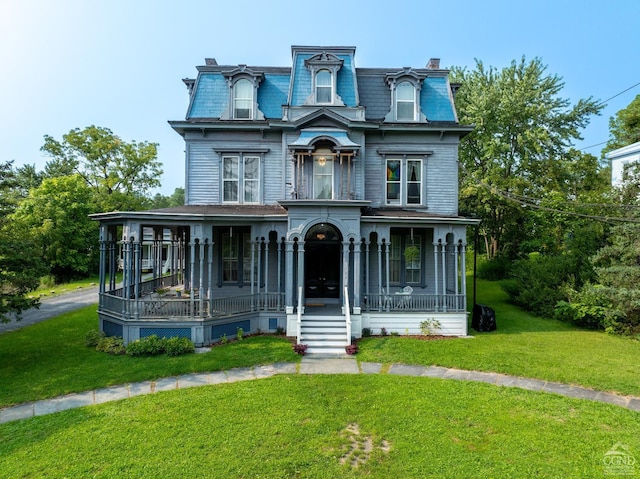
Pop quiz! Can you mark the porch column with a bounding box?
[342,240,350,308]
[263,237,269,310]
[189,240,196,317]
[199,240,205,317]
[441,240,447,312]
[285,239,295,313]
[364,240,370,300]
[98,235,107,295]
[377,240,383,311]
[207,239,214,305]
[251,238,256,297]
[353,239,361,312]
[433,242,440,311]
[277,237,282,309]
[121,239,130,316]
[133,241,141,320]
[460,242,467,311]
[297,240,305,309]
[385,239,390,298]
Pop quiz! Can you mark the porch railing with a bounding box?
[99,291,285,321]
[365,293,466,312]
[344,286,351,345]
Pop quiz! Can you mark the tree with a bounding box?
[452,58,603,259]
[147,187,185,209]
[603,94,640,154]
[41,125,162,212]
[12,175,99,283]
[0,161,45,322]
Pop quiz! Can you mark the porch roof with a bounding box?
[91,204,288,223]
[360,207,480,225]
[288,128,360,151]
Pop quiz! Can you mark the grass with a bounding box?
[31,275,104,298]
[359,278,640,396]
[0,305,299,407]
[1,375,638,478]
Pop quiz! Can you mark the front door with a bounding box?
[305,240,340,298]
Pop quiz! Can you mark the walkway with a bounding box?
[2,357,639,424]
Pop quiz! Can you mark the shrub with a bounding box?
[345,344,358,355]
[293,343,308,355]
[236,327,244,340]
[380,327,388,336]
[276,326,285,335]
[96,336,126,355]
[126,335,166,357]
[164,336,195,357]
[219,334,228,344]
[85,329,105,347]
[362,327,372,337]
[420,318,442,335]
[477,254,512,280]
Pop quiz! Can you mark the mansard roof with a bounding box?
[178,46,460,125]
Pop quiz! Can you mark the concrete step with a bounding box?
[301,339,348,347]
[301,327,347,334]
[301,333,348,341]
[306,346,349,355]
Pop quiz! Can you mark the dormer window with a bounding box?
[233,79,253,119]
[221,66,265,121]
[315,70,332,104]
[396,82,416,121]
[304,52,345,106]
[385,68,427,122]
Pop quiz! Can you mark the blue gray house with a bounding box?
[92,46,478,353]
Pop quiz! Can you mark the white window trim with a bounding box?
[315,69,333,105]
[396,82,417,121]
[221,154,262,204]
[233,79,253,119]
[385,157,423,206]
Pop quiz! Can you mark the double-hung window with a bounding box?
[386,158,422,205]
[315,70,332,104]
[389,233,422,285]
[396,82,416,121]
[222,155,261,203]
[222,231,253,284]
[233,79,253,119]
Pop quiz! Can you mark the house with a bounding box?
[92,46,479,353]
[607,141,640,186]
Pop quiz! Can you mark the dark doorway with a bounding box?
[304,223,341,299]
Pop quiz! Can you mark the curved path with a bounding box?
[2,357,639,424]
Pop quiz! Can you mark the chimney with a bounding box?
[205,58,218,66]
[426,58,440,69]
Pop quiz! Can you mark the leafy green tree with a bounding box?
[12,175,99,283]
[0,161,45,322]
[147,187,185,209]
[452,58,603,259]
[41,125,162,212]
[603,94,640,154]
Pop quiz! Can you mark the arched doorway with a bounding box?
[304,223,341,299]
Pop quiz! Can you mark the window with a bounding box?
[390,233,422,284]
[386,158,422,205]
[222,231,253,283]
[396,82,416,121]
[222,155,261,204]
[315,70,332,104]
[233,79,253,119]
[313,156,333,199]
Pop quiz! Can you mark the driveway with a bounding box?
[0,287,99,334]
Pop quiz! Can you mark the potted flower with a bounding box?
[404,245,420,263]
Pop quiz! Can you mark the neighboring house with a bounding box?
[92,46,479,353]
[607,141,640,186]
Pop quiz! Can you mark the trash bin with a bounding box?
[472,304,496,332]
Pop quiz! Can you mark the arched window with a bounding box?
[315,70,332,104]
[233,79,253,119]
[396,82,416,121]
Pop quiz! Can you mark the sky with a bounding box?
[1,0,639,195]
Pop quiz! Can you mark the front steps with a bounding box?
[299,315,349,354]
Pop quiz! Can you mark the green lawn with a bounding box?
[0,305,299,407]
[1,375,638,478]
[359,279,640,396]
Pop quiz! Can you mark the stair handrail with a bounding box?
[344,286,351,345]
[296,286,303,345]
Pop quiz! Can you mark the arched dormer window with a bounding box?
[233,79,253,119]
[396,82,416,121]
[221,66,265,120]
[384,68,427,122]
[315,70,332,104]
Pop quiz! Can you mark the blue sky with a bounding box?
[1,0,639,195]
